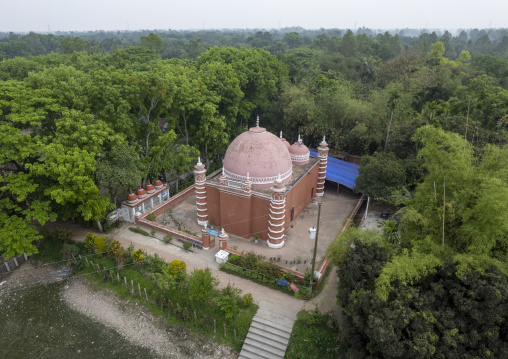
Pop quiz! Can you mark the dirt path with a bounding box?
[62,278,236,359]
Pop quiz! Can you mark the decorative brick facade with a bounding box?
[316,136,329,197]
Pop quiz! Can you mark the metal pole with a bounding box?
[310,202,322,291]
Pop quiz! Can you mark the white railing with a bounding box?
[290,153,310,162]
[223,168,292,184]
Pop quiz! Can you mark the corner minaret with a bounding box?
[316,136,329,197]
[267,174,286,249]
[194,157,208,225]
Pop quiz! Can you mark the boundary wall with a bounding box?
[136,184,202,245]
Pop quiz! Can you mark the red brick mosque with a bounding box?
[194,116,329,249]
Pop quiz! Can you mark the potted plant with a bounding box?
[254,233,260,244]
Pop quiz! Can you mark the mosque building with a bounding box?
[194,116,329,249]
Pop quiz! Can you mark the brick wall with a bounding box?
[136,184,203,245]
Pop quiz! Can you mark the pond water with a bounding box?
[0,282,161,359]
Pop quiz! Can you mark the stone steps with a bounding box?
[239,308,294,359]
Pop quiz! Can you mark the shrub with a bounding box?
[188,268,219,303]
[214,284,242,321]
[147,213,156,221]
[228,254,240,264]
[163,235,172,243]
[60,243,80,261]
[84,233,97,251]
[107,239,122,256]
[93,236,108,256]
[129,227,149,236]
[183,241,192,250]
[242,293,253,307]
[132,248,144,265]
[144,253,166,274]
[168,260,186,275]
[150,229,156,236]
[294,286,312,299]
[53,227,73,242]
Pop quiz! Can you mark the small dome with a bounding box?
[289,138,310,165]
[146,181,155,194]
[126,192,138,204]
[223,124,292,190]
[153,179,163,189]
[279,131,291,149]
[136,186,147,199]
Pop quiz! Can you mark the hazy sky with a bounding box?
[1,0,507,32]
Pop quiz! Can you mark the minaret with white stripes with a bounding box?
[316,136,329,197]
[194,157,208,225]
[267,174,287,248]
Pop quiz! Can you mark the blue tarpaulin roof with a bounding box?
[309,150,360,190]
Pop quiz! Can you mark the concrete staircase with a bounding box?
[239,307,295,359]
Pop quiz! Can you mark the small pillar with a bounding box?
[267,174,286,249]
[219,167,228,186]
[316,136,329,197]
[194,157,208,226]
[218,228,228,250]
[201,224,211,250]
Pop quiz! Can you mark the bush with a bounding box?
[228,254,240,264]
[188,268,219,303]
[60,243,80,261]
[129,227,149,236]
[147,213,156,221]
[53,227,73,242]
[163,235,172,243]
[84,233,96,251]
[168,260,186,275]
[294,286,312,299]
[183,241,192,250]
[214,284,242,321]
[93,236,108,256]
[144,253,166,274]
[132,248,144,264]
[242,293,253,307]
[150,229,156,236]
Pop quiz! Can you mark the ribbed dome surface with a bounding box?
[145,182,155,193]
[223,126,292,190]
[289,142,309,155]
[136,186,147,198]
[289,142,310,165]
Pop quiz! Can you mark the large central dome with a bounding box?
[223,125,292,190]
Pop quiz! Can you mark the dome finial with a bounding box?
[197,156,202,165]
[280,131,282,138]
[298,134,302,145]
[323,135,326,142]
[256,115,260,127]
[222,166,225,176]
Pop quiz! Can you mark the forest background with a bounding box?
[1,27,508,358]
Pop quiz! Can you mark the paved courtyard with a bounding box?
[154,188,359,275]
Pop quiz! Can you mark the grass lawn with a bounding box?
[285,309,341,359]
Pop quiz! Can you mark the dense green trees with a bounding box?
[2,26,508,356]
[0,45,289,258]
[330,126,508,358]
[333,238,508,359]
